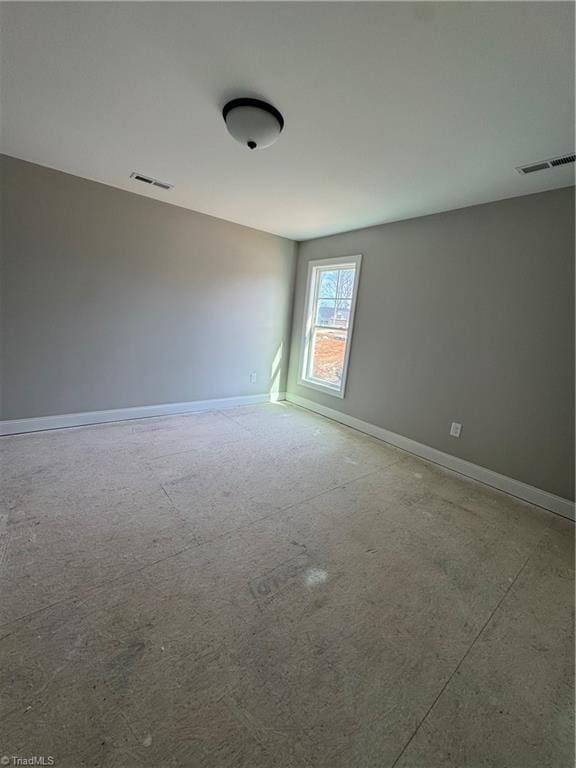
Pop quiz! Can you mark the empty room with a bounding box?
[0,2,574,767]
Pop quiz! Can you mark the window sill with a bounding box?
[298,377,345,399]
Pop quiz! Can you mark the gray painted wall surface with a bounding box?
[288,188,575,500]
[0,155,296,419]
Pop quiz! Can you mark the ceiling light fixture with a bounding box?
[222,98,284,151]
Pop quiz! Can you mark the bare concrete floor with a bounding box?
[1,402,573,767]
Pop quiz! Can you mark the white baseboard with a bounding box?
[0,392,286,436]
[286,393,575,521]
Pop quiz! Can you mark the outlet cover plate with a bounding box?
[450,422,462,438]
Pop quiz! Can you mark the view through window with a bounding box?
[300,255,361,396]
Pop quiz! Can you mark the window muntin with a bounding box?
[300,255,361,397]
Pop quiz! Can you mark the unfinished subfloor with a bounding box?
[1,402,573,767]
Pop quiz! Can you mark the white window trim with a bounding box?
[298,254,362,398]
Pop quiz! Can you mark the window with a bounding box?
[299,254,362,398]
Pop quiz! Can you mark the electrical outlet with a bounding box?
[249,371,257,384]
[450,422,462,438]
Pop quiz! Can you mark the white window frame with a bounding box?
[298,254,362,398]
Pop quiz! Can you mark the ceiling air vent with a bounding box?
[516,153,575,175]
[550,153,576,167]
[130,171,174,190]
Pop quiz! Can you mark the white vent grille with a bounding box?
[516,153,575,175]
[130,171,173,190]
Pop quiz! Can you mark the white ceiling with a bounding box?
[1,2,574,240]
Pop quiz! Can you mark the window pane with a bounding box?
[334,299,351,328]
[318,270,338,298]
[310,328,347,386]
[315,298,336,326]
[336,268,355,299]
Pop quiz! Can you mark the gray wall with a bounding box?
[2,153,573,501]
[288,188,575,501]
[0,155,296,419]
